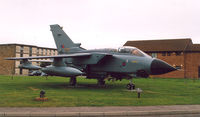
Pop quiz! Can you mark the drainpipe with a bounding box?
[183,41,192,79]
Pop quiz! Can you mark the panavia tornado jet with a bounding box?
[6,24,177,89]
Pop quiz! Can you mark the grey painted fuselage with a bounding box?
[49,24,176,79]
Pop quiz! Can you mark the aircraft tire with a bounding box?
[69,77,77,86]
[126,83,135,90]
[97,79,105,86]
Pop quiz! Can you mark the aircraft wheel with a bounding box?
[98,79,105,86]
[102,81,105,85]
[69,77,77,86]
[126,83,135,90]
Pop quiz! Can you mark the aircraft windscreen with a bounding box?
[118,47,146,57]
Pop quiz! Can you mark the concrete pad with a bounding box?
[30,112,55,117]
[148,110,199,115]
[126,111,148,116]
[1,105,200,117]
[104,111,127,116]
[4,112,30,117]
[79,112,104,117]
[0,112,5,117]
[55,112,80,117]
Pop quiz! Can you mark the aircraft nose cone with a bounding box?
[150,59,177,75]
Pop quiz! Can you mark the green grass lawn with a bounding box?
[0,75,200,107]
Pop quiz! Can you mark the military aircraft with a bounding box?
[6,24,177,89]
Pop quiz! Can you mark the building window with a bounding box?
[175,66,182,70]
[20,46,24,57]
[53,50,55,55]
[151,53,157,58]
[45,49,47,55]
[49,50,51,56]
[29,47,32,56]
[37,48,39,56]
[162,52,166,56]
[175,52,181,56]
[167,52,172,56]
[20,46,24,52]
[20,68,23,75]
[19,61,23,75]
[41,49,43,55]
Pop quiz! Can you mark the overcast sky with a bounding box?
[0,0,200,49]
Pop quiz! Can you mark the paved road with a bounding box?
[0,105,200,116]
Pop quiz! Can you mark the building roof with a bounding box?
[187,44,200,52]
[124,38,200,52]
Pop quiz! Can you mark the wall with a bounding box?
[149,52,185,78]
[15,45,57,75]
[0,45,15,75]
[185,52,200,78]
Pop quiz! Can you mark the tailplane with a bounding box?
[50,24,84,54]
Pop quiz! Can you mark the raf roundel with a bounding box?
[122,62,126,66]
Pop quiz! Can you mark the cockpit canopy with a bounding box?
[118,46,150,57]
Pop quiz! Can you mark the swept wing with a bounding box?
[5,53,92,60]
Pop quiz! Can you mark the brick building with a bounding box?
[124,38,200,79]
[0,44,57,75]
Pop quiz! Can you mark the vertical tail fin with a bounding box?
[50,24,84,54]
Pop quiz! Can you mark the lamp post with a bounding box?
[40,90,46,98]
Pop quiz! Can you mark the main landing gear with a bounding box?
[69,76,77,86]
[97,79,105,86]
[126,79,135,90]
